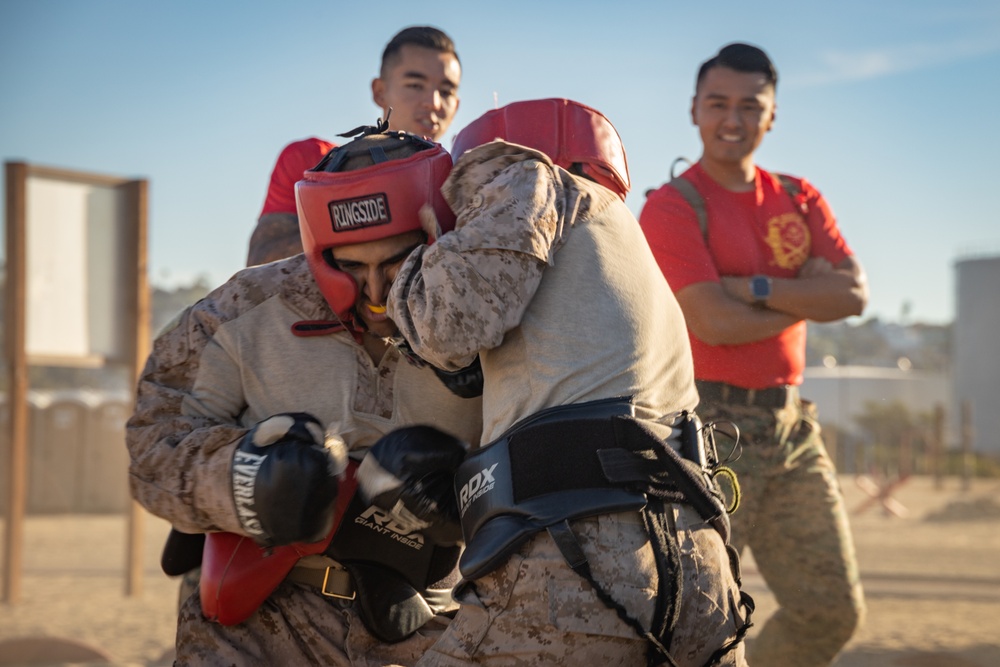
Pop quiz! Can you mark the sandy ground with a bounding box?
[1,474,998,666]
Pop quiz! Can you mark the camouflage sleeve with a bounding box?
[126,296,249,535]
[246,212,303,266]
[388,146,564,371]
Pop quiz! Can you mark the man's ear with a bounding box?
[371,77,385,108]
[690,96,698,126]
[767,104,777,132]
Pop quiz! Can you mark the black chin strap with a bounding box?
[337,109,393,138]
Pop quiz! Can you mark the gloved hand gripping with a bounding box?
[357,425,469,545]
[231,412,340,547]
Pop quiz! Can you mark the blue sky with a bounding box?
[2,0,998,325]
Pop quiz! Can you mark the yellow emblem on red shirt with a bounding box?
[766,213,810,270]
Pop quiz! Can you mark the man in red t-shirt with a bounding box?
[246,26,462,266]
[639,43,868,667]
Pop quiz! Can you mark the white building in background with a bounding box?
[801,252,1000,457]
[953,254,1000,456]
[801,366,951,442]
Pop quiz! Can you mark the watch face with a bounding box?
[751,275,772,300]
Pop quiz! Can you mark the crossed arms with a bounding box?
[677,255,868,346]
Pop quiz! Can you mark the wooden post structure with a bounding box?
[3,162,28,604]
[961,400,974,492]
[124,179,150,597]
[3,162,149,601]
[899,429,913,480]
[931,404,945,490]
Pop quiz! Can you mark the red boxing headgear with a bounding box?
[451,98,630,200]
[295,132,456,319]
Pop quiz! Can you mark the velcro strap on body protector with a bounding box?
[456,397,707,581]
[601,416,731,545]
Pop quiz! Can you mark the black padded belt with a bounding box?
[456,398,734,581]
[456,397,665,580]
[455,398,744,666]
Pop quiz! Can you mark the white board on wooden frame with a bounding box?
[20,165,143,366]
[4,160,149,603]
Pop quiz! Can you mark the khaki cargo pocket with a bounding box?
[443,551,525,656]
[547,570,645,640]
[548,513,656,640]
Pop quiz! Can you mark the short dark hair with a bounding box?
[696,42,777,92]
[380,26,459,77]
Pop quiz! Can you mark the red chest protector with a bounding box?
[200,461,359,625]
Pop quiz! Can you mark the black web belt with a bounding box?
[696,380,795,409]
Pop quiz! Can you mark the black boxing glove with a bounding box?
[356,425,469,545]
[231,412,340,547]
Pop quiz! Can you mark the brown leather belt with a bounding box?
[286,564,356,600]
[285,563,458,614]
[696,380,795,409]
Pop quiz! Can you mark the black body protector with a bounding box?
[323,490,461,643]
[453,397,754,667]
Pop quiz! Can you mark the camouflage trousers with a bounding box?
[174,581,451,666]
[417,507,749,667]
[700,392,866,667]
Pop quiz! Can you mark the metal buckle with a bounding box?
[320,567,356,600]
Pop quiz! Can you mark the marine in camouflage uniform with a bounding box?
[388,100,751,666]
[697,395,863,665]
[638,43,868,666]
[127,132,482,665]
